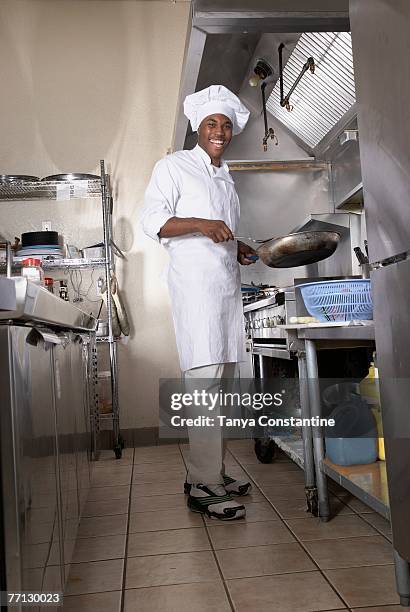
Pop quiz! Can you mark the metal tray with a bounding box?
[0,175,40,183]
[41,173,100,182]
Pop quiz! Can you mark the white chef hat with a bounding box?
[184,85,250,135]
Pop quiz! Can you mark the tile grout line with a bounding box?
[119,446,136,612]
[177,442,236,612]
[330,491,393,545]
[230,447,354,612]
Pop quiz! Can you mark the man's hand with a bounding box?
[237,240,258,265]
[196,219,234,243]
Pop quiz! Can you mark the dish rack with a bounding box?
[298,279,373,322]
[0,161,124,459]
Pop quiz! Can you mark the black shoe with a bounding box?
[187,484,246,520]
[184,475,252,496]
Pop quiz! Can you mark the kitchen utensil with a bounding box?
[354,246,367,265]
[111,277,130,336]
[101,281,121,338]
[298,279,373,322]
[236,231,340,268]
[82,244,104,259]
[96,320,109,337]
[22,231,59,247]
[0,175,40,183]
[41,173,100,182]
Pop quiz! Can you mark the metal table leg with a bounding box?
[305,339,330,521]
[258,354,265,378]
[298,350,318,514]
[394,550,410,607]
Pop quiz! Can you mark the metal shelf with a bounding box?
[0,258,107,272]
[227,160,328,172]
[1,161,122,459]
[272,434,305,470]
[42,258,107,270]
[322,457,390,519]
[0,179,102,202]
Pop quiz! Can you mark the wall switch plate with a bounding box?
[42,221,52,231]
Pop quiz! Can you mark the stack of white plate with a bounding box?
[15,244,64,261]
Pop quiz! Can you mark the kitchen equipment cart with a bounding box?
[0,160,124,459]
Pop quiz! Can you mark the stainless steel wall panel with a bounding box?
[371,259,410,559]
[350,0,410,262]
[229,168,332,287]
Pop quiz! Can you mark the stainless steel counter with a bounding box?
[279,322,375,349]
[288,323,375,342]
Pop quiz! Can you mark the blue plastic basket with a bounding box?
[298,279,373,322]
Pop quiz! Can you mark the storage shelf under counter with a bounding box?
[323,458,389,519]
[291,321,378,522]
[256,321,383,523]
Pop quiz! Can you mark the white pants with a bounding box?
[184,362,237,485]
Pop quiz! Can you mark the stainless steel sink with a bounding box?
[0,276,97,331]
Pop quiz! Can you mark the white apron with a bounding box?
[141,145,246,372]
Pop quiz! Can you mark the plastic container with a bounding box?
[44,277,54,293]
[298,279,373,322]
[21,258,44,285]
[360,363,385,460]
[326,436,377,466]
[324,388,378,466]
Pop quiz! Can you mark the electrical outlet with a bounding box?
[42,221,52,232]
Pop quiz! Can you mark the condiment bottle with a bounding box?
[21,258,44,285]
[59,280,69,301]
[44,277,54,293]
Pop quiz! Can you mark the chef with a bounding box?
[141,85,257,520]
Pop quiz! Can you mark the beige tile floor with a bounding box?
[62,441,399,612]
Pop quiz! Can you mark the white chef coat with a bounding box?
[141,144,246,372]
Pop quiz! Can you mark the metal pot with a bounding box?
[237,231,341,268]
[96,320,109,337]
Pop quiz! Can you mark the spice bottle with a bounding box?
[44,277,54,293]
[59,280,69,301]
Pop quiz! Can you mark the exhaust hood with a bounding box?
[267,32,356,149]
[174,1,353,152]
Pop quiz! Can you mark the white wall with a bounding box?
[0,0,190,429]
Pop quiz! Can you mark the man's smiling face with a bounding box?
[197,113,233,165]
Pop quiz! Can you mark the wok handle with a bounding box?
[354,246,367,265]
[235,236,268,244]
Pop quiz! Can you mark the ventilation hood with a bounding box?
[174,0,354,154]
[267,32,356,149]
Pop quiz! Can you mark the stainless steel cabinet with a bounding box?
[350,0,410,263]
[371,260,410,558]
[0,325,92,605]
[0,326,63,596]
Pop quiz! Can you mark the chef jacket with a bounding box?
[141,144,246,372]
